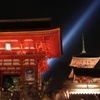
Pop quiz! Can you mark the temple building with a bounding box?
[64,34,100,100]
[0,18,62,100]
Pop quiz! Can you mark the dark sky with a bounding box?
[0,0,100,85]
[0,0,98,58]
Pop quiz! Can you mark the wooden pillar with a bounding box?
[20,70,24,84]
[19,56,25,84]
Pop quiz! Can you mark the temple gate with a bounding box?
[0,18,62,100]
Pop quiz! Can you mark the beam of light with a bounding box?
[63,0,100,51]
[47,58,60,67]
[47,0,100,66]
[43,0,100,76]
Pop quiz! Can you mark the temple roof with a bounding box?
[69,54,100,68]
[69,33,100,68]
[0,18,52,31]
[74,68,100,77]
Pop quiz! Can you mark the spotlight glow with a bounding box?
[63,0,100,51]
[47,58,59,66]
[42,1,100,78]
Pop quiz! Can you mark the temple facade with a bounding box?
[0,18,62,100]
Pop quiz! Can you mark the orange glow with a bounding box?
[69,89,100,94]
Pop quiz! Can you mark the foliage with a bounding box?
[2,75,19,91]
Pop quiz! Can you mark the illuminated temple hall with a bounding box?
[0,18,62,100]
[66,34,100,100]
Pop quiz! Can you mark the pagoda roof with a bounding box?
[69,53,100,68]
[74,68,100,77]
[0,18,52,31]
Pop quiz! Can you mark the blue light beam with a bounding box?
[47,0,100,66]
[63,0,100,51]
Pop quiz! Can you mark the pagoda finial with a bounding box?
[82,33,86,53]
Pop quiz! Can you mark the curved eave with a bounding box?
[0,18,52,32]
[69,55,100,68]
[0,27,62,59]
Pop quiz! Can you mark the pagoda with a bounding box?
[65,34,100,100]
[0,18,62,100]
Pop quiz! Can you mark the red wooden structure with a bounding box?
[0,18,62,89]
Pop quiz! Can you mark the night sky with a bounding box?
[0,0,100,88]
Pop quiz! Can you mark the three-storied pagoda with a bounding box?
[66,34,100,100]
